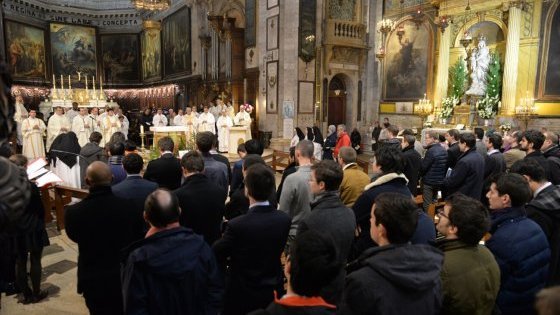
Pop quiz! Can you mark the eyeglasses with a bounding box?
[436,208,449,219]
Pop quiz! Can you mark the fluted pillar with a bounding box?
[501,2,523,115]
[434,27,451,104]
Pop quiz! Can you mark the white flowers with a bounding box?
[476,95,500,119]
[440,96,459,119]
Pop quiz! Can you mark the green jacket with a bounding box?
[437,239,500,315]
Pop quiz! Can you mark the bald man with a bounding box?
[65,161,143,315]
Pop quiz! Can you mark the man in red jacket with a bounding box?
[334,124,351,160]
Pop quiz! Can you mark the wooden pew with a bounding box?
[53,185,89,230]
[270,150,290,173]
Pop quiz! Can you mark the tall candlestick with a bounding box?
[93,76,96,100]
[93,76,95,88]
[140,125,144,134]
[68,75,71,89]
[60,75,64,90]
[85,75,88,90]
[52,74,56,90]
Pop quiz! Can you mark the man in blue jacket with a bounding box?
[443,133,485,200]
[486,173,550,315]
[121,189,223,315]
[420,130,448,211]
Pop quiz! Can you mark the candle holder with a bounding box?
[515,91,538,130]
[415,93,433,127]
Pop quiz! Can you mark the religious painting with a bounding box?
[298,81,315,114]
[299,0,316,62]
[101,34,140,83]
[266,61,278,113]
[384,20,432,101]
[49,23,97,77]
[162,7,192,77]
[4,20,46,81]
[539,4,560,99]
[141,27,161,81]
[245,0,256,47]
[267,16,279,50]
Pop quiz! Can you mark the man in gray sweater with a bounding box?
[279,140,314,248]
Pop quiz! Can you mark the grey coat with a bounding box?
[278,165,313,237]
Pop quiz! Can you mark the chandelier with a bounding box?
[415,93,433,127]
[132,0,170,11]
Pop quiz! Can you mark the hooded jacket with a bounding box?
[121,227,223,315]
[341,244,444,315]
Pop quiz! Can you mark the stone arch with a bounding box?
[327,72,356,127]
[454,17,508,48]
[209,0,245,28]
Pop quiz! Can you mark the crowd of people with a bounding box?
[1,60,560,313]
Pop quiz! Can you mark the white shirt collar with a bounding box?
[343,162,356,170]
[487,149,500,156]
[535,182,553,197]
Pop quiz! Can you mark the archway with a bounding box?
[328,75,346,126]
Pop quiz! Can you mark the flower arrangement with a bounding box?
[240,103,253,113]
[440,96,458,119]
[477,94,500,119]
[499,123,512,134]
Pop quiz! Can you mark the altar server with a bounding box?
[197,105,215,134]
[152,108,168,127]
[72,107,93,147]
[101,108,121,146]
[47,106,71,151]
[217,109,233,152]
[174,109,184,126]
[21,109,46,159]
[182,107,198,138]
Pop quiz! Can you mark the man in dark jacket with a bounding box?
[483,133,507,201]
[341,193,443,315]
[511,159,560,285]
[174,151,226,246]
[121,189,223,315]
[401,134,421,195]
[213,164,291,315]
[436,193,500,315]
[197,132,229,195]
[143,136,182,190]
[351,146,435,260]
[443,133,485,200]
[108,141,127,185]
[474,127,487,156]
[445,129,461,169]
[79,131,106,187]
[420,130,448,211]
[65,162,139,315]
[485,173,550,315]
[249,231,339,315]
[521,129,559,184]
[542,131,560,185]
[296,160,355,304]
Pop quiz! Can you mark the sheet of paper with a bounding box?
[35,171,63,188]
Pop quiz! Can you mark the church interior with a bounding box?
[2,0,560,313]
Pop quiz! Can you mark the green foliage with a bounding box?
[448,59,468,99]
[485,52,502,98]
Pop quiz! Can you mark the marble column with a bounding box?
[0,0,5,60]
[501,2,523,115]
[434,27,451,104]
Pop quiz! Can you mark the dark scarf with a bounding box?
[49,132,81,168]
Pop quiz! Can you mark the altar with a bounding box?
[150,126,189,152]
[229,126,252,152]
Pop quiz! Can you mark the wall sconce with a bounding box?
[334,89,342,96]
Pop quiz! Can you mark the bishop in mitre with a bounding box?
[101,108,121,146]
[217,109,233,152]
[72,107,92,147]
[198,105,216,134]
[47,106,71,151]
[14,95,28,146]
[182,106,198,137]
[152,108,168,127]
[21,109,46,160]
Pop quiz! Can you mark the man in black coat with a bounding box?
[483,133,507,202]
[65,162,139,315]
[143,136,182,190]
[121,189,223,315]
[443,133,485,200]
[213,164,291,315]
[445,129,461,169]
[174,151,226,246]
[420,130,448,211]
[340,193,443,314]
[542,131,560,185]
[401,134,421,195]
[112,153,158,239]
[521,129,559,184]
[296,160,355,304]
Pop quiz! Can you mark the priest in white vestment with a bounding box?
[21,109,46,160]
[234,105,252,127]
[197,106,216,134]
[72,108,93,147]
[14,96,28,145]
[46,107,71,151]
[182,107,198,138]
[152,108,168,127]
[101,108,121,146]
[173,109,184,126]
[89,107,102,133]
[217,109,233,152]
[65,103,79,122]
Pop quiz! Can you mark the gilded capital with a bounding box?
[502,1,528,12]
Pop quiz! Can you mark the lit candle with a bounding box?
[140,125,144,134]
[78,72,81,81]
[52,74,56,90]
